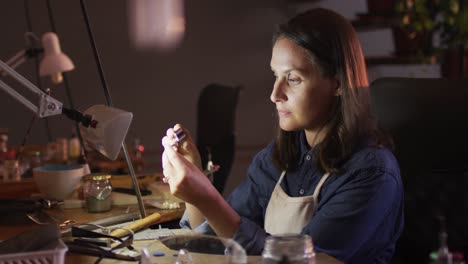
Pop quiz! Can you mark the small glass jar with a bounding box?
[21,151,42,178]
[55,137,68,162]
[83,174,112,213]
[3,159,20,181]
[262,234,315,264]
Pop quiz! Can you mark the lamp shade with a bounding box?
[80,105,133,160]
[39,32,74,84]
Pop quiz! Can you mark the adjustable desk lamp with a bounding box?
[1,31,75,145]
[0,59,137,207]
[1,1,147,219]
[0,59,132,160]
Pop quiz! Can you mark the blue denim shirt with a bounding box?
[180,132,404,263]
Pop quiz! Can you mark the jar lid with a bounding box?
[84,173,112,181]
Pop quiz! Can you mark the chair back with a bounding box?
[196,83,241,194]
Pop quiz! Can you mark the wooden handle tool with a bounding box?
[110,212,161,238]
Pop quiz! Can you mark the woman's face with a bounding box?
[270,37,338,133]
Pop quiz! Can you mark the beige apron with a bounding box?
[264,171,330,235]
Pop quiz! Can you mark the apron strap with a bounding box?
[277,171,287,185]
[312,172,330,198]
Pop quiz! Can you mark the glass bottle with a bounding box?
[22,151,42,178]
[430,215,454,264]
[68,132,81,160]
[0,131,8,157]
[55,137,68,163]
[0,131,13,164]
[262,234,315,264]
[436,231,453,264]
[0,130,9,177]
[83,174,112,213]
[133,138,144,173]
[3,159,20,181]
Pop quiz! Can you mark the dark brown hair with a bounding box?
[272,8,392,173]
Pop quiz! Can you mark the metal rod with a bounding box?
[45,0,57,33]
[79,0,146,218]
[79,0,113,106]
[0,78,38,113]
[45,0,88,160]
[0,60,44,97]
[121,143,147,216]
[25,0,53,141]
[459,0,465,77]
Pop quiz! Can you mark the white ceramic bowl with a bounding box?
[33,164,86,200]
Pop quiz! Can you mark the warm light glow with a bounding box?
[50,72,63,84]
[128,0,185,50]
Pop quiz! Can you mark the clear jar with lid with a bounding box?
[83,174,112,213]
[262,234,315,264]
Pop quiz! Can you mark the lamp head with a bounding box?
[39,32,75,84]
[79,105,133,160]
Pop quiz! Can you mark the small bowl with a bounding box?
[33,164,86,200]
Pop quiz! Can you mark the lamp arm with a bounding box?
[4,49,27,71]
[1,48,44,76]
[0,78,38,113]
[0,59,62,118]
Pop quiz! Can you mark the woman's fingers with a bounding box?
[162,136,193,184]
[172,124,196,148]
[162,151,172,183]
[165,128,180,150]
[162,136,182,182]
[164,124,202,169]
[163,139,188,168]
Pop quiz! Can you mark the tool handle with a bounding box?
[109,212,161,238]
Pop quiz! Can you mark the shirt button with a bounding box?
[299,189,305,195]
[306,155,311,160]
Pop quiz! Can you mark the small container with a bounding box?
[3,159,21,181]
[68,133,81,160]
[262,234,315,264]
[0,238,67,264]
[83,174,112,213]
[55,138,68,162]
[22,151,42,178]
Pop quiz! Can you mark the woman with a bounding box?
[161,8,404,263]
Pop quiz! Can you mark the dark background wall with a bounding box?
[0,0,366,194]
[0,0,281,145]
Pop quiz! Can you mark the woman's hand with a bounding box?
[165,124,202,170]
[161,124,214,205]
[162,124,241,237]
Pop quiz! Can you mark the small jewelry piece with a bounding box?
[171,128,186,147]
[174,128,186,142]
